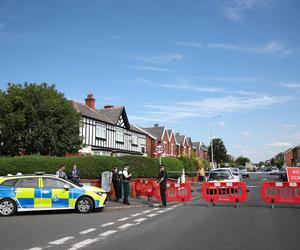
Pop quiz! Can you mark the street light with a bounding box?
[210,115,222,169]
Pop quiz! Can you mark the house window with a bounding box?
[141,146,146,154]
[132,134,138,145]
[171,143,174,156]
[96,123,106,139]
[116,128,124,142]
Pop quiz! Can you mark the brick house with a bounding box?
[142,124,171,157]
[72,94,147,156]
[186,137,193,157]
[175,133,189,156]
[284,146,300,166]
[192,142,209,160]
[167,129,177,157]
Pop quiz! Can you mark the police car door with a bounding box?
[41,177,71,208]
[15,177,42,209]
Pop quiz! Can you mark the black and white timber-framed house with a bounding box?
[72,94,147,156]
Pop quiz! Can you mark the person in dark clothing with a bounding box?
[157,164,168,208]
[111,167,121,202]
[70,164,81,185]
[122,165,132,205]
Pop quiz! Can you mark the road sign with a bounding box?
[287,167,300,183]
[155,144,165,155]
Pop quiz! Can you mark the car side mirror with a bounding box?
[64,184,70,191]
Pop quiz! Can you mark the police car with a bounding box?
[0,173,107,216]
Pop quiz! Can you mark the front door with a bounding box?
[40,177,70,208]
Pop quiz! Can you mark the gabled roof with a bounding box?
[192,142,201,149]
[186,137,192,147]
[175,134,186,146]
[143,126,165,140]
[130,124,147,135]
[72,101,113,124]
[98,106,130,129]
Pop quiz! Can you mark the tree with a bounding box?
[267,153,284,168]
[208,138,229,165]
[235,156,251,166]
[0,83,82,156]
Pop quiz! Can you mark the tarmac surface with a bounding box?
[1,173,300,250]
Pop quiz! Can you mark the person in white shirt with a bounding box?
[122,165,132,205]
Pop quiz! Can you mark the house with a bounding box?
[175,133,189,156]
[72,94,147,156]
[192,142,209,160]
[142,124,170,157]
[186,137,193,157]
[284,146,300,167]
[167,129,177,157]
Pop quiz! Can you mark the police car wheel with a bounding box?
[0,199,17,216]
[76,197,94,213]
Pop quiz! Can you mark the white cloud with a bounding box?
[176,40,291,56]
[266,142,293,147]
[129,65,169,72]
[107,35,122,40]
[218,121,226,127]
[283,123,296,129]
[180,95,289,114]
[281,82,300,89]
[135,54,183,65]
[199,76,257,82]
[242,131,252,136]
[220,0,276,22]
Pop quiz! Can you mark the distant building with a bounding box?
[192,142,209,160]
[284,146,300,167]
[72,94,146,156]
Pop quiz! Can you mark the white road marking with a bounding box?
[118,223,135,229]
[28,248,42,250]
[68,238,99,250]
[134,218,147,223]
[142,210,152,214]
[248,185,259,188]
[118,217,129,222]
[172,205,178,208]
[157,210,166,213]
[101,222,115,227]
[166,207,173,211]
[49,236,74,245]
[131,213,142,217]
[152,208,159,211]
[79,228,96,235]
[147,213,158,217]
[99,230,117,237]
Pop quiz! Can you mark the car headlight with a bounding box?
[96,192,106,197]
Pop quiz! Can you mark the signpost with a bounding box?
[287,167,300,183]
[155,144,165,165]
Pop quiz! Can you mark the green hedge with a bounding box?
[0,155,191,179]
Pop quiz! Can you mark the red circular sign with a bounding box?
[155,144,165,155]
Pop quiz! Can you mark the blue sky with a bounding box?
[1,0,300,162]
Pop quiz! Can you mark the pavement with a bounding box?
[2,173,300,250]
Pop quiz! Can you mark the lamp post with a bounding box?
[210,115,222,169]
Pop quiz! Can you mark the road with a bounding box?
[1,173,300,250]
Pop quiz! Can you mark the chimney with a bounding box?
[85,94,95,109]
[104,105,114,109]
[154,123,159,127]
[175,132,180,136]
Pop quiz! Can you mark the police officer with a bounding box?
[111,167,121,202]
[71,164,81,185]
[122,165,132,205]
[157,164,168,208]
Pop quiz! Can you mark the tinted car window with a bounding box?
[209,171,232,181]
[0,179,19,187]
[42,178,67,188]
[16,178,39,188]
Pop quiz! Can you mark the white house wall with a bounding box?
[81,116,146,154]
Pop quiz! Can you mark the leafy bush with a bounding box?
[0,155,195,179]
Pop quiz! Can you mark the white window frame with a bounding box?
[116,128,124,142]
[131,134,138,145]
[96,123,106,139]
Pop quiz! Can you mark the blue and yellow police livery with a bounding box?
[0,174,107,216]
